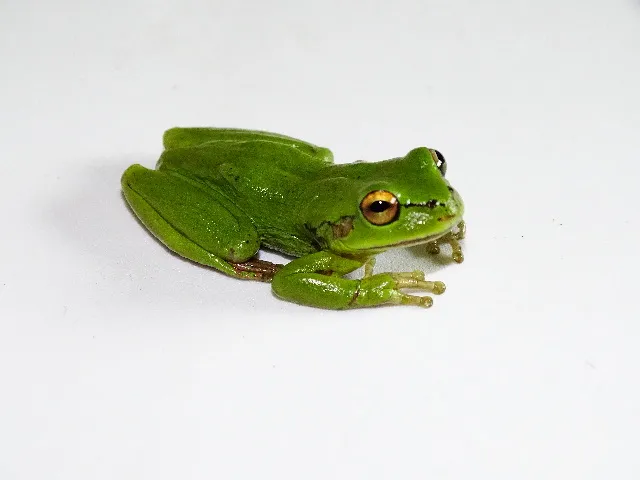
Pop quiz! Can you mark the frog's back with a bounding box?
[158,127,332,176]
[156,138,331,188]
[155,129,334,255]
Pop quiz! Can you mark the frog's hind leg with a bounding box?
[121,164,280,281]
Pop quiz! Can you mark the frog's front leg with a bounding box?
[272,252,445,309]
[425,220,466,263]
[121,164,281,281]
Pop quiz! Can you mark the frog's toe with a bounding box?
[392,270,426,281]
[383,273,445,307]
[425,230,464,264]
[391,274,445,295]
[454,220,466,240]
[395,292,434,308]
[433,281,446,294]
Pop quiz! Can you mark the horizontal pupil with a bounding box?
[369,200,390,213]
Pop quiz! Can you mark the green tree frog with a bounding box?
[121,128,465,309]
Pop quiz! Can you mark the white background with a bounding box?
[1,0,639,478]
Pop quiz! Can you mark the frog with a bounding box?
[121,127,465,309]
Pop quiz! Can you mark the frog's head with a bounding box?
[306,147,464,255]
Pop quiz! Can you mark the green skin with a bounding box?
[121,128,465,309]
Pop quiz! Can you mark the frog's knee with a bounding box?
[121,164,157,219]
[223,234,260,263]
[162,127,211,150]
[121,164,146,189]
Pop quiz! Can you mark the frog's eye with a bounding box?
[431,149,447,177]
[360,190,399,225]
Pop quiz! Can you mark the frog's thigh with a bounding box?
[122,164,259,277]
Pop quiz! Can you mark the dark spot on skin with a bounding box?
[304,223,328,250]
[405,200,445,209]
[447,186,454,193]
[306,217,354,247]
[349,284,361,306]
[304,223,316,236]
[331,216,354,238]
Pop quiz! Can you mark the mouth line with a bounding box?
[385,228,452,248]
[356,227,454,253]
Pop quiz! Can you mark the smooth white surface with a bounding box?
[2,0,640,478]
